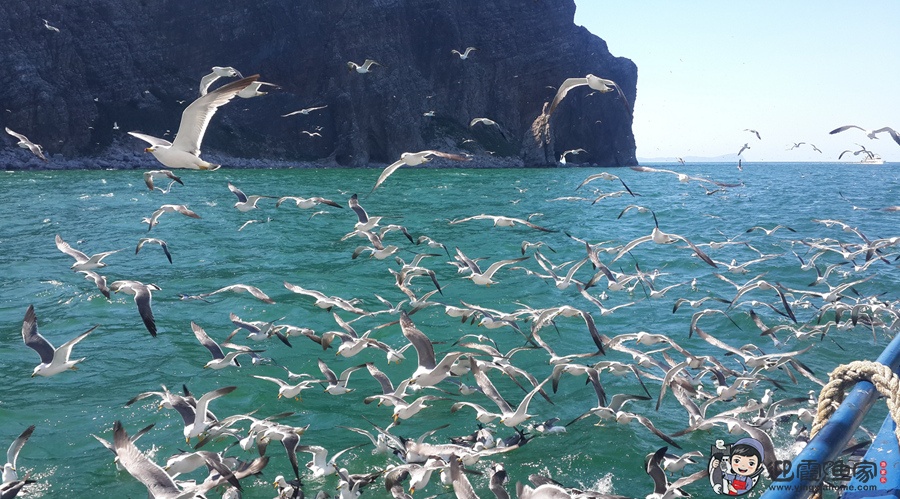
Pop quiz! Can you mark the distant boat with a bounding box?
[860,155,885,165]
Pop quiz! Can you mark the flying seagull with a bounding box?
[347,59,380,73]
[198,66,243,96]
[109,280,160,336]
[3,425,35,483]
[371,150,472,193]
[547,74,631,117]
[830,125,900,146]
[744,129,761,140]
[135,237,172,264]
[21,305,98,377]
[451,47,477,59]
[281,105,328,118]
[5,128,47,161]
[55,235,120,271]
[128,74,259,170]
[737,143,750,156]
[143,170,183,191]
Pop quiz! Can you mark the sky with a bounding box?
[573,1,900,162]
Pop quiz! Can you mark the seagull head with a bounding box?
[144,146,156,153]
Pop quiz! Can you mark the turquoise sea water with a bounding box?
[1,162,899,498]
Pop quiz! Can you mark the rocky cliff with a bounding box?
[0,0,637,168]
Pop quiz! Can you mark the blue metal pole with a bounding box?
[762,333,900,499]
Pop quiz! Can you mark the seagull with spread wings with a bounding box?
[371,150,471,193]
[547,74,631,117]
[21,305,98,377]
[129,75,259,170]
[5,128,47,161]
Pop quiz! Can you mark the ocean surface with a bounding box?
[1,162,898,498]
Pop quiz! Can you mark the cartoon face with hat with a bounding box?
[709,438,765,495]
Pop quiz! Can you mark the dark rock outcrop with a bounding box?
[0,0,636,168]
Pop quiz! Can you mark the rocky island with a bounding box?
[0,0,637,169]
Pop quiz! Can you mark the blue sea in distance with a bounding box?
[1,162,898,498]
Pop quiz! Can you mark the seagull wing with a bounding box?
[192,322,225,360]
[252,375,288,388]
[423,150,472,162]
[133,285,157,337]
[228,183,248,203]
[5,127,29,142]
[7,425,35,470]
[56,325,97,363]
[372,158,407,193]
[21,305,55,364]
[481,257,529,279]
[471,359,513,414]
[611,235,653,263]
[127,131,173,148]
[829,125,866,135]
[171,74,259,155]
[55,234,89,263]
[400,311,436,370]
[113,421,184,497]
[318,359,338,384]
[348,194,369,224]
[547,78,588,116]
[198,72,221,96]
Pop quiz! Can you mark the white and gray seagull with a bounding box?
[21,305,97,377]
[5,128,47,161]
[129,74,259,170]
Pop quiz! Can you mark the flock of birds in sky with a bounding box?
[4,21,900,499]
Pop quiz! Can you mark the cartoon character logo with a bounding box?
[709,438,765,495]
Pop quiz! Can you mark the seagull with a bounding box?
[172,386,237,442]
[400,311,466,387]
[55,234,120,271]
[78,270,111,298]
[109,280,160,336]
[237,81,279,98]
[5,128,47,161]
[281,105,328,117]
[301,130,322,137]
[449,214,555,232]
[276,196,342,209]
[471,358,551,427]
[3,426,35,484]
[191,322,261,369]
[348,193,382,231]
[559,148,586,163]
[198,66,243,96]
[737,143,750,156]
[744,129,761,140]
[347,59,380,73]
[143,170,183,191]
[451,47,477,59]
[128,74,259,170]
[21,305,97,377]
[252,374,318,400]
[830,125,900,146]
[611,211,717,268]
[284,282,367,314]
[143,204,201,231]
[630,166,739,188]
[198,284,275,304]
[574,171,636,196]
[371,150,472,192]
[453,248,529,286]
[135,237,173,264]
[228,182,275,212]
[547,74,631,117]
[318,359,365,395]
[42,19,60,32]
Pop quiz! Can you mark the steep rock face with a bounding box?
[0,0,637,167]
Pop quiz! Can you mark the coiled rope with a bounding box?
[810,360,900,441]
[806,360,900,499]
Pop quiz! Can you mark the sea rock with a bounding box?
[0,0,637,168]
